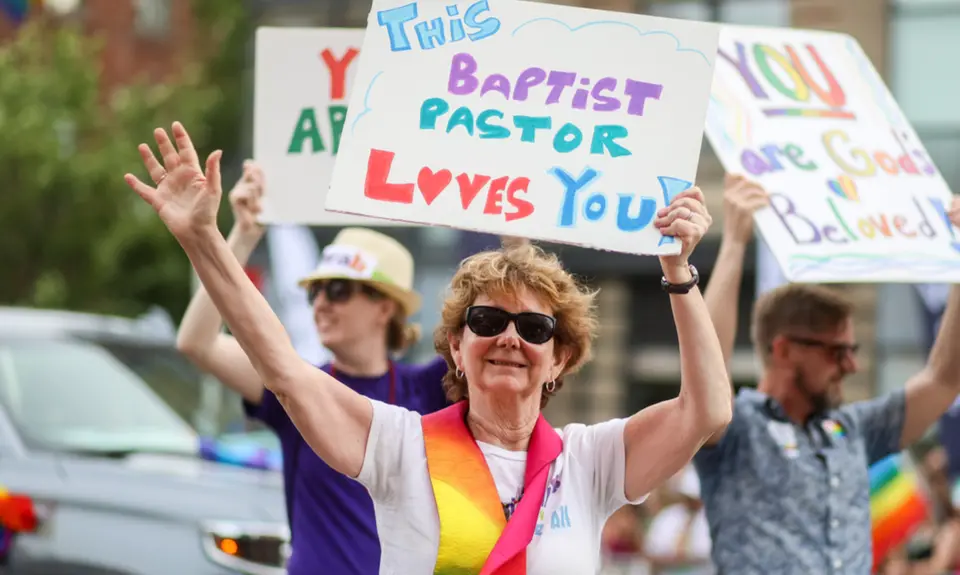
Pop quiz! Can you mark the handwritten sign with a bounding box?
[325,0,719,255]
[705,25,960,282]
[254,27,409,226]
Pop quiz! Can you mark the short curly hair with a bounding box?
[433,243,599,408]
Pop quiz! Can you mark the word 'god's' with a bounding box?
[448,53,664,116]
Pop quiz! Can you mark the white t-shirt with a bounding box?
[357,399,645,574]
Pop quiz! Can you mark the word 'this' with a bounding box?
[377,0,501,52]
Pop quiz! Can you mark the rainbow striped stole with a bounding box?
[421,401,562,575]
[869,452,929,569]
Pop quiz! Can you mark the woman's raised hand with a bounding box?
[124,122,223,241]
[228,160,266,239]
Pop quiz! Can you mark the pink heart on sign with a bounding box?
[417,167,452,205]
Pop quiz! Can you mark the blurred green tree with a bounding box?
[0,20,218,319]
[190,0,254,231]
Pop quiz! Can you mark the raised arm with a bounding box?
[125,123,372,478]
[177,162,267,404]
[701,175,769,446]
[621,187,733,501]
[845,200,960,455]
[901,211,960,447]
[703,174,769,366]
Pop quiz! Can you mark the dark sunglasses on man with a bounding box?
[464,305,557,345]
[307,279,384,305]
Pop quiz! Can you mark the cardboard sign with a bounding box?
[706,25,960,282]
[254,27,409,226]
[325,0,719,255]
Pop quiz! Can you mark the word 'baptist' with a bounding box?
[363,149,534,221]
[377,0,500,52]
[448,53,663,116]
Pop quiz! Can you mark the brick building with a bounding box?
[0,0,194,93]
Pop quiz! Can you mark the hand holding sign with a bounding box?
[655,186,712,274]
[722,173,770,245]
[229,160,266,238]
[124,122,224,241]
[950,197,960,229]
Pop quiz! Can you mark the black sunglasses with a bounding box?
[464,306,557,345]
[784,336,859,362]
[307,279,382,305]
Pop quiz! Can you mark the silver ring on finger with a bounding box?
[156,172,168,184]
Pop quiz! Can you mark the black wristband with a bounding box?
[661,265,699,295]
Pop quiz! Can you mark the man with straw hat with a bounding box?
[175,162,449,575]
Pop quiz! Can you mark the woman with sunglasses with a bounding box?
[129,122,732,574]
[175,161,449,575]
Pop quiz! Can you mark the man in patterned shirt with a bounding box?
[694,174,960,574]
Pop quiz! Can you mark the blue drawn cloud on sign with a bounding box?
[511,18,710,66]
[350,70,385,135]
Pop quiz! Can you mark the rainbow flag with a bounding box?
[869,453,930,569]
[198,432,282,471]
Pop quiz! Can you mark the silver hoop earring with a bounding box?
[456,369,464,380]
[544,380,556,393]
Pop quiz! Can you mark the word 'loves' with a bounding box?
[363,149,534,221]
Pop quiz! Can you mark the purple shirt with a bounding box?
[243,356,450,575]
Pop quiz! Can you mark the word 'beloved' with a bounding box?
[719,42,851,119]
[377,0,500,52]
[771,192,942,245]
[420,97,631,157]
[737,130,936,179]
[363,149,534,221]
[448,53,663,116]
[552,167,658,232]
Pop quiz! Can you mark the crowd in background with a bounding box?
[600,465,713,575]
[599,441,960,574]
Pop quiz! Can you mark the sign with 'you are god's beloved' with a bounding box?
[325,0,720,255]
[706,25,960,283]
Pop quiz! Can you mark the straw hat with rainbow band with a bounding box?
[297,228,421,319]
